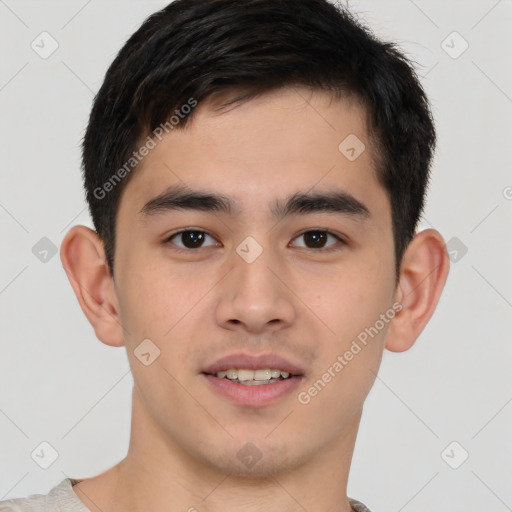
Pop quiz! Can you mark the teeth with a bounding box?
[254,369,272,381]
[238,379,281,386]
[237,369,254,382]
[215,368,293,382]
[226,369,238,380]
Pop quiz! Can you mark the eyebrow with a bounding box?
[139,183,370,221]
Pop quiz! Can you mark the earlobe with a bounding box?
[60,225,125,347]
[385,228,450,353]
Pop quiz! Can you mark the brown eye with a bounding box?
[292,230,343,250]
[167,230,217,250]
[303,231,328,248]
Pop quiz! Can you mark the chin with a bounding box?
[200,438,302,478]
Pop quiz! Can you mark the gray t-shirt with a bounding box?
[0,478,373,512]
[0,479,88,512]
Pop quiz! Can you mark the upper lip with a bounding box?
[202,353,305,376]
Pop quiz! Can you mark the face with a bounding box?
[112,88,398,477]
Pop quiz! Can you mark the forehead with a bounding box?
[118,87,387,222]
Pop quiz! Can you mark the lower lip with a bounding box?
[203,374,304,407]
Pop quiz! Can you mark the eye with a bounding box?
[164,229,345,252]
[165,230,219,250]
[291,230,345,251]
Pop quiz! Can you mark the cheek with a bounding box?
[114,258,175,344]
[297,291,392,432]
[115,259,214,370]
[302,258,394,336]
[115,269,198,397]
[296,255,395,407]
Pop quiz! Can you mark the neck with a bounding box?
[75,388,360,512]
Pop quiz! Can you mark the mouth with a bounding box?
[210,368,297,385]
[201,353,305,407]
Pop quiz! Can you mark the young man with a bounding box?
[0,0,449,511]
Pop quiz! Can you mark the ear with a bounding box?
[60,225,125,347]
[386,228,450,353]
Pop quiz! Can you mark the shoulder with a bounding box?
[0,479,90,512]
[349,497,373,512]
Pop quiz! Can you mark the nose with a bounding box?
[214,246,297,334]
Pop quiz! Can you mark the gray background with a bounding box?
[1,1,511,510]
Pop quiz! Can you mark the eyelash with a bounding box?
[164,229,347,253]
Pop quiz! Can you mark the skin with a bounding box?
[61,87,449,512]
